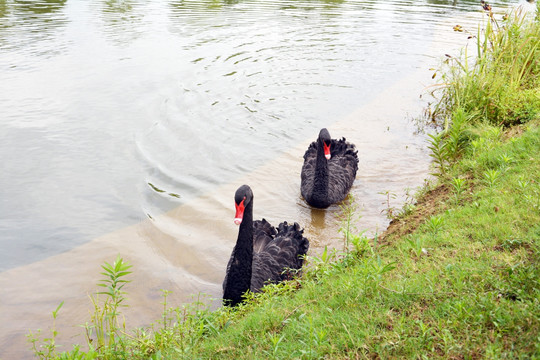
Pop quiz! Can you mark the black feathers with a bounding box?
[301,128,359,208]
[250,221,309,292]
[223,129,357,306]
[223,185,309,307]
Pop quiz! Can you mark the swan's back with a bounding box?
[301,136,358,207]
[250,220,309,292]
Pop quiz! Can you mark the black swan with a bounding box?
[223,185,309,307]
[301,128,359,208]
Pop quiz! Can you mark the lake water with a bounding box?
[0,0,527,357]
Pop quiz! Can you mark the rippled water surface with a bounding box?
[0,0,524,357]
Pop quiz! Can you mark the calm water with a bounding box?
[0,0,524,357]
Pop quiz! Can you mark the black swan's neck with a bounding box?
[312,142,329,198]
[223,200,254,306]
[237,202,254,259]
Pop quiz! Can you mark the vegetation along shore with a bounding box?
[29,2,539,359]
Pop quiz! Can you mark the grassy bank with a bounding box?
[30,3,540,359]
[182,124,540,359]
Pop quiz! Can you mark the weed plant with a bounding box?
[450,177,467,204]
[427,214,445,237]
[378,189,398,219]
[427,107,473,177]
[27,302,64,359]
[88,255,132,352]
[337,195,374,257]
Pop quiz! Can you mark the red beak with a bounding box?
[323,142,331,160]
[234,198,245,225]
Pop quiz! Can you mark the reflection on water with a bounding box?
[0,0,68,58]
[13,0,67,14]
[97,0,148,44]
[0,0,521,358]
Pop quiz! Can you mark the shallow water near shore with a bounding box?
[0,0,528,357]
[1,70,432,357]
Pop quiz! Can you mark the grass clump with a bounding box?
[431,1,540,127]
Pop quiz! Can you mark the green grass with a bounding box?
[29,3,540,359]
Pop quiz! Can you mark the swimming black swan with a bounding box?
[223,185,309,307]
[301,128,359,208]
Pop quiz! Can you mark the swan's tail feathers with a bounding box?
[333,137,359,160]
[292,221,310,261]
[276,221,310,268]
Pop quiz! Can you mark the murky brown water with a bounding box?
[1,0,528,358]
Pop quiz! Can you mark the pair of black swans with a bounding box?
[223,128,359,306]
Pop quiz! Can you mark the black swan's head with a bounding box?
[318,128,332,160]
[234,185,253,225]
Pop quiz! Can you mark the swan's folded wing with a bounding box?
[302,140,318,162]
[251,222,309,291]
[222,246,235,292]
[253,219,276,253]
[327,138,359,203]
[301,141,318,197]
